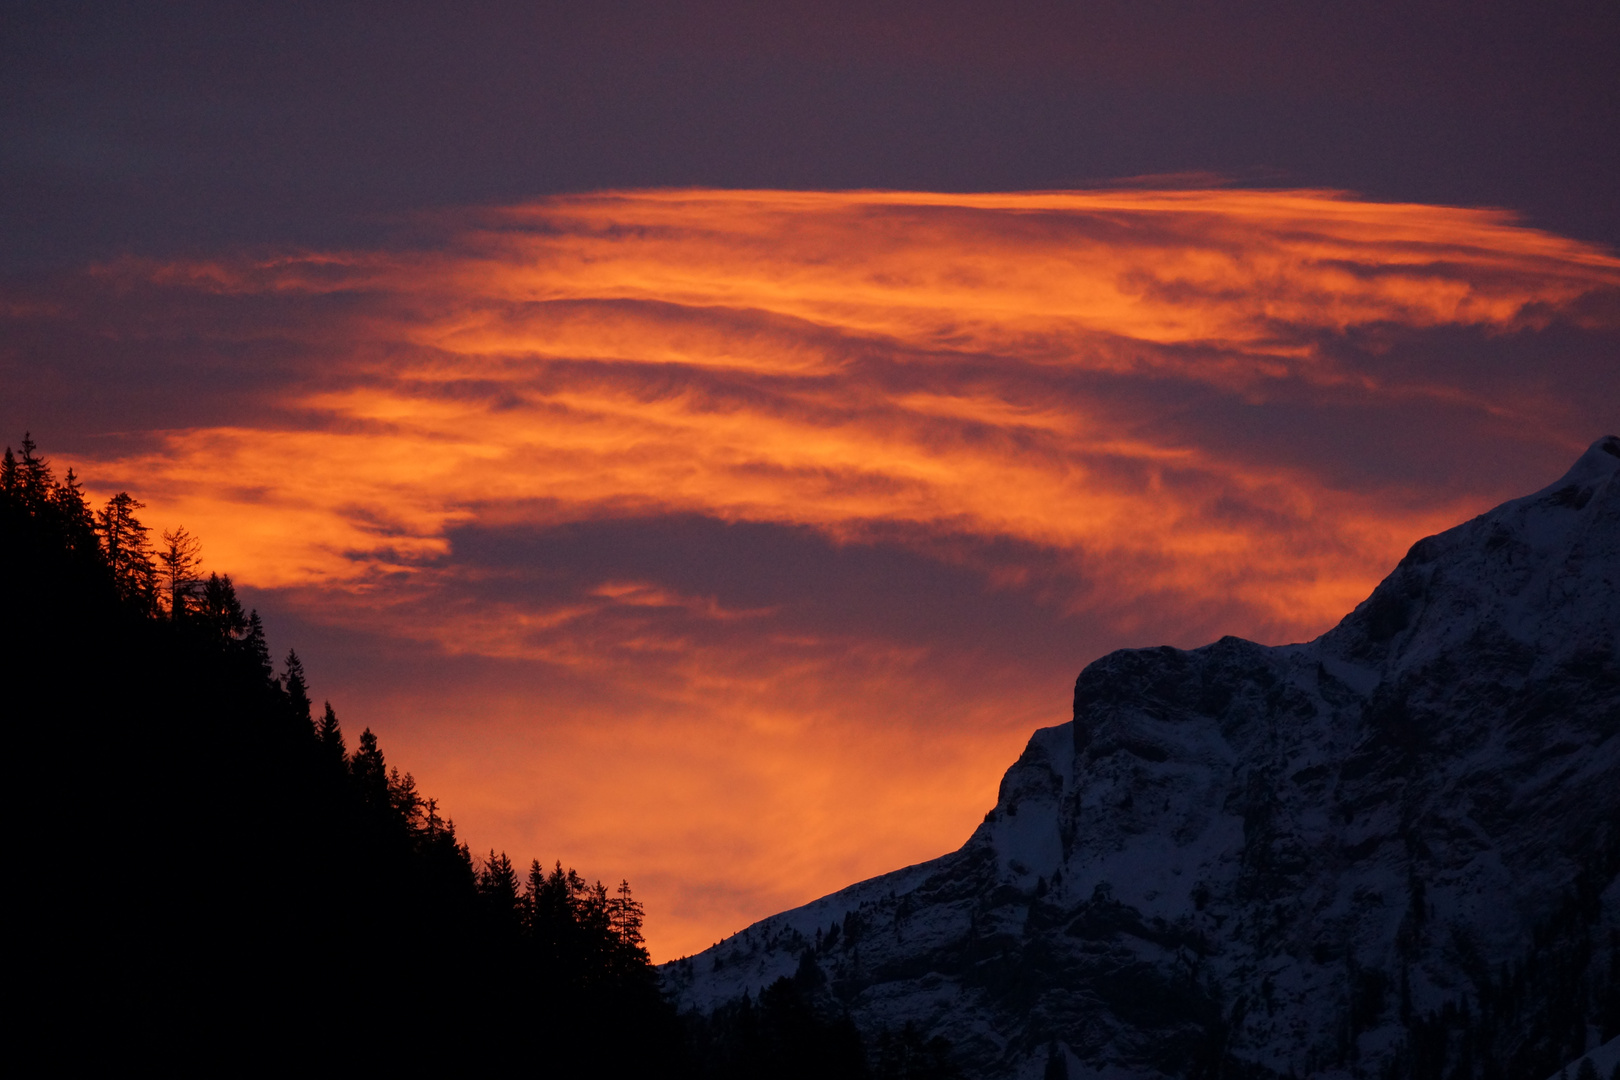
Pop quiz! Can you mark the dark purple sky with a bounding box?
[5,0,1617,269]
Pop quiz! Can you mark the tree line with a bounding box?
[2,433,959,1077]
[1,433,673,1068]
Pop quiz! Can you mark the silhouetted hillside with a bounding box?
[3,433,937,1076]
[2,436,677,1069]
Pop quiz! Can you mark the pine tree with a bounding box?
[350,727,388,807]
[608,879,647,957]
[1,447,16,496]
[198,574,248,641]
[416,798,467,867]
[159,526,203,620]
[282,649,313,729]
[97,492,156,608]
[51,469,99,557]
[580,879,612,948]
[386,766,422,829]
[317,701,346,765]
[243,610,274,682]
[17,432,53,511]
[524,859,547,933]
[478,850,522,931]
[422,798,449,842]
[531,860,580,960]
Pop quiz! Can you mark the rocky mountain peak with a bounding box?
[666,438,1620,1079]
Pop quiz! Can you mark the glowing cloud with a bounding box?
[35,188,1620,958]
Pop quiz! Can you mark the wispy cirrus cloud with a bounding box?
[85,189,1620,623]
[10,187,1618,957]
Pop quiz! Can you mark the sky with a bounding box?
[4,3,1618,960]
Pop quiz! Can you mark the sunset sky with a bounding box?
[4,3,1618,960]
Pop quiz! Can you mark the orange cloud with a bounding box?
[57,187,1620,958]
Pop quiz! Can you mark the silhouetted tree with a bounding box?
[197,573,248,642]
[317,701,346,765]
[350,727,388,808]
[609,878,648,957]
[282,649,312,729]
[96,491,156,608]
[17,432,53,511]
[479,850,523,933]
[52,469,99,556]
[243,609,273,681]
[386,766,422,828]
[159,526,203,619]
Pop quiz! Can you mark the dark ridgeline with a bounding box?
[2,435,679,1067]
[2,433,938,1076]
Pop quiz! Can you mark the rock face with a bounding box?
[664,437,1620,1079]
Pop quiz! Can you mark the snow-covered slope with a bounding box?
[1546,1035,1620,1080]
[665,436,1620,1079]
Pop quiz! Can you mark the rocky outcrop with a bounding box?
[665,437,1620,1079]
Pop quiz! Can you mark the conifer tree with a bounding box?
[524,858,548,930]
[531,860,581,960]
[97,492,156,608]
[478,850,523,931]
[159,526,203,620]
[581,879,612,944]
[52,468,99,557]
[282,649,313,729]
[416,798,468,870]
[350,728,388,807]
[17,432,53,511]
[609,879,647,957]
[422,798,449,842]
[0,447,15,496]
[244,610,274,682]
[386,766,422,828]
[198,574,248,642]
[317,701,346,765]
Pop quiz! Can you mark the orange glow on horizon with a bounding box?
[52,187,1620,959]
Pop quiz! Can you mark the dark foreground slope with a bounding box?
[1,449,676,1070]
[3,439,974,1078]
[667,437,1620,1079]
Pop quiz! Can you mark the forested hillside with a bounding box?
[2,433,953,1076]
[2,434,678,1066]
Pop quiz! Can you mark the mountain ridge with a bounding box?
[664,436,1620,1079]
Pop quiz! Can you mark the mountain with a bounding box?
[664,436,1620,1079]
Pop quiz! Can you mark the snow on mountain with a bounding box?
[664,436,1620,1079]
[1545,1035,1619,1080]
